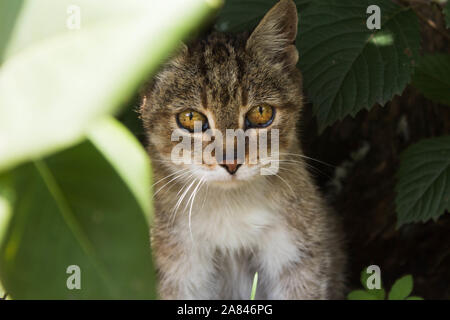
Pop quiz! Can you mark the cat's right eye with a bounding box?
[176,109,209,132]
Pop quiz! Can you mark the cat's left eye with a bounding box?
[245,104,274,128]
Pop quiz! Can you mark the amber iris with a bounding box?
[245,105,274,128]
[177,110,208,132]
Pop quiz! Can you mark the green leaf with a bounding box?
[444,3,450,29]
[396,136,450,226]
[388,275,413,300]
[412,54,450,106]
[347,290,379,300]
[250,272,258,300]
[0,174,13,300]
[406,296,423,300]
[215,0,311,32]
[0,0,24,62]
[88,118,152,219]
[0,0,222,172]
[298,0,420,131]
[0,283,5,299]
[0,119,155,299]
[360,267,385,299]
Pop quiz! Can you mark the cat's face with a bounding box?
[140,0,303,187]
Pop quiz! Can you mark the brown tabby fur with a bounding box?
[140,0,346,299]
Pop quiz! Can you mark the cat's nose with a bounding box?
[220,162,242,175]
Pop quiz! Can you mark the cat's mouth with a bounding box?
[187,162,266,187]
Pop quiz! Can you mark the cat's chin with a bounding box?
[207,178,247,189]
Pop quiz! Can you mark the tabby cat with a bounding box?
[140,0,346,299]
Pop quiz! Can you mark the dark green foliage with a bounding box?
[396,136,450,226]
[412,54,450,107]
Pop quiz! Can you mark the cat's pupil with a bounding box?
[258,106,263,114]
[189,112,193,120]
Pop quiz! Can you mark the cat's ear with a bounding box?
[246,0,298,67]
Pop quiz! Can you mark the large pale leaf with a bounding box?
[0,119,155,299]
[0,0,222,172]
[396,136,450,226]
[297,0,420,131]
[412,54,450,106]
[215,0,311,32]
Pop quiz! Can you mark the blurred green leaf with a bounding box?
[215,0,311,32]
[88,118,151,219]
[388,275,413,300]
[0,0,222,172]
[412,54,450,106]
[0,0,24,61]
[444,3,450,29]
[396,136,450,226]
[347,290,379,300]
[250,272,258,300]
[360,267,385,299]
[0,119,155,299]
[118,104,145,142]
[297,0,420,131]
[406,296,424,300]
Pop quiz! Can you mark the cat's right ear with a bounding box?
[246,0,298,67]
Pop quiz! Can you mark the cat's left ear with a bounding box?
[246,0,298,67]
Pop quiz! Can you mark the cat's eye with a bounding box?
[177,109,209,132]
[245,104,274,128]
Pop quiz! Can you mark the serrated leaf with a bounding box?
[215,0,311,32]
[0,119,155,299]
[388,275,413,300]
[412,54,450,106]
[298,0,420,131]
[0,0,221,172]
[347,289,379,300]
[396,136,450,226]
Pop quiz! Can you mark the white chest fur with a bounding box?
[187,196,299,268]
[171,188,302,299]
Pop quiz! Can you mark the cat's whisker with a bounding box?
[153,170,191,197]
[171,176,197,225]
[276,166,298,175]
[274,173,295,195]
[183,176,203,214]
[172,175,194,210]
[268,159,330,178]
[278,152,335,168]
[200,182,210,211]
[152,168,189,187]
[176,174,194,197]
[264,166,295,195]
[187,178,205,244]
